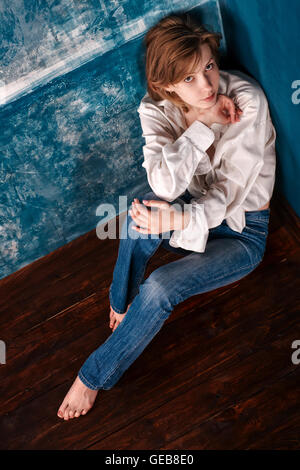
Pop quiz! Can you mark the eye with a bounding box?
[184,76,193,83]
[206,62,214,71]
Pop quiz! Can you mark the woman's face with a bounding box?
[164,43,220,112]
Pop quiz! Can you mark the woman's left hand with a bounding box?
[129,198,188,234]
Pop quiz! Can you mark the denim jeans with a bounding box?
[78,189,270,390]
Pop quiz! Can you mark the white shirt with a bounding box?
[137,69,277,253]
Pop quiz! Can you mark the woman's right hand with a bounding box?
[198,93,243,127]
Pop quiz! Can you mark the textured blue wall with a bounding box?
[219,0,300,217]
[0,0,225,279]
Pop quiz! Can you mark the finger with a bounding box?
[110,307,115,320]
[229,102,236,123]
[132,203,149,219]
[110,315,116,328]
[131,202,148,217]
[129,207,140,222]
[234,109,241,122]
[131,201,152,223]
[235,106,243,120]
[222,101,234,123]
[133,198,147,211]
[142,200,169,209]
[133,226,150,234]
[129,209,147,228]
[222,110,232,124]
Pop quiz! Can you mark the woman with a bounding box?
[57,13,276,420]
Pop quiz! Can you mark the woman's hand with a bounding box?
[197,93,243,127]
[129,198,188,235]
[110,304,130,332]
[109,308,125,332]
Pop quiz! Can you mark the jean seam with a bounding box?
[78,370,99,390]
[247,218,269,222]
[235,238,256,265]
[101,313,164,388]
[126,237,163,301]
[246,226,267,236]
[108,296,126,315]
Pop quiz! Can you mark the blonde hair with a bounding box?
[144,12,222,113]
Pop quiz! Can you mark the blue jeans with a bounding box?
[78,190,270,390]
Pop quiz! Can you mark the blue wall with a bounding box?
[0,0,225,279]
[219,0,300,217]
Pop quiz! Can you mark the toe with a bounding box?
[68,409,75,419]
[74,410,81,418]
[58,398,69,418]
[63,406,70,420]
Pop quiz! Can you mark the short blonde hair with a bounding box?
[144,12,222,112]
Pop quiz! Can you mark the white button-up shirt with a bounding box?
[137,69,277,253]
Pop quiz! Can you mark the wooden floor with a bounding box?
[0,186,299,450]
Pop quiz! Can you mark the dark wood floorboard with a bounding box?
[0,186,299,450]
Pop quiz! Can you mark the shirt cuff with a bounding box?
[184,119,214,147]
[183,120,214,174]
[168,200,209,253]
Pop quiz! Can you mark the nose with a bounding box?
[197,74,213,94]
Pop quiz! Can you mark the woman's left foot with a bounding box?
[57,376,98,420]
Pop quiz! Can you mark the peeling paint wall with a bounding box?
[0,0,224,279]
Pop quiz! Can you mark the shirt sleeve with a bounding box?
[169,92,276,253]
[138,104,214,202]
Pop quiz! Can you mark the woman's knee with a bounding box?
[142,268,176,310]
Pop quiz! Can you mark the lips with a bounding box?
[203,92,215,101]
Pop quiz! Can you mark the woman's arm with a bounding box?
[168,93,277,253]
[138,95,242,202]
[138,102,215,202]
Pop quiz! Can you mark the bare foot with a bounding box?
[57,376,98,420]
[109,302,132,332]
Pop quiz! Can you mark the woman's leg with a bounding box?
[58,201,269,419]
[57,190,191,419]
[109,190,191,314]
[78,209,269,391]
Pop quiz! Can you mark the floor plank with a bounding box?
[0,186,299,450]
